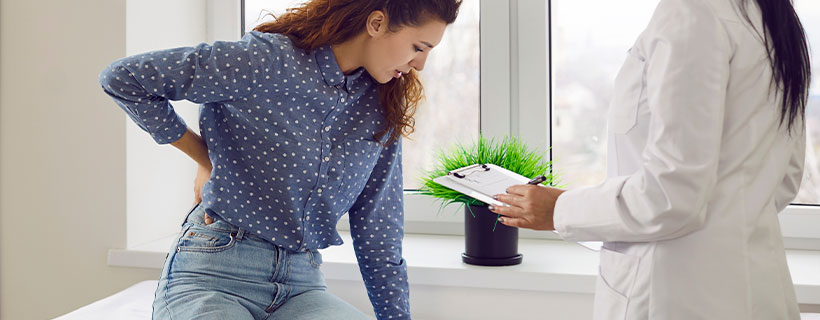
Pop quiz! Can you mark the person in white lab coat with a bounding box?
[489,0,811,319]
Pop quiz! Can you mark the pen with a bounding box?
[527,175,546,185]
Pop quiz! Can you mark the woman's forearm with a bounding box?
[171,128,211,169]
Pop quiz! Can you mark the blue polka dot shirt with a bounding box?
[99,31,410,319]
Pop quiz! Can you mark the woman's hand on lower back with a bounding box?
[169,128,214,224]
[194,163,211,205]
[194,164,215,225]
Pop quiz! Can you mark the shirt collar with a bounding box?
[314,44,366,92]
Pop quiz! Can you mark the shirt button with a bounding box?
[317,188,323,193]
[341,97,346,103]
[324,126,331,132]
[324,156,330,162]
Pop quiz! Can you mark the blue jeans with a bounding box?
[152,204,371,320]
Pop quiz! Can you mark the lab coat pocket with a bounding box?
[608,50,646,134]
[593,247,640,320]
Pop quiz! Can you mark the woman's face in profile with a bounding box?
[362,15,447,84]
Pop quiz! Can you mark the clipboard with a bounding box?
[433,164,529,207]
[433,163,603,252]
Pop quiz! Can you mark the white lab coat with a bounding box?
[553,0,805,319]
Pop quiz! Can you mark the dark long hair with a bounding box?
[254,0,462,145]
[740,0,811,132]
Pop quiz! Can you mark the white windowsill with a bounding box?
[109,231,820,305]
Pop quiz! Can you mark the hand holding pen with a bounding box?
[489,174,563,231]
[527,175,547,185]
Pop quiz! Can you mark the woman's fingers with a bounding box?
[491,185,563,231]
[505,184,532,196]
[203,212,214,225]
[493,193,522,209]
[488,202,521,217]
[194,163,211,207]
[497,216,528,228]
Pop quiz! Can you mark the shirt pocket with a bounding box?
[331,137,383,198]
[608,48,647,135]
[593,247,640,320]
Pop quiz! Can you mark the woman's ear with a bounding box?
[366,10,387,37]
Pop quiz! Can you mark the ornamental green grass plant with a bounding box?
[415,135,560,217]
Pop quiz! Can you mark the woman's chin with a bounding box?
[374,74,393,84]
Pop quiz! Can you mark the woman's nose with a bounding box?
[410,54,429,72]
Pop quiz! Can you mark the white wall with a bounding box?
[124,0,209,249]
[125,0,242,249]
[0,0,163,319]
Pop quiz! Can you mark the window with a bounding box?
[550,1,656,188]
[239,0,820,240]
[124,0,819,249]
[551,0,820,207]
[794,0,820,205]
[549,0,820,248]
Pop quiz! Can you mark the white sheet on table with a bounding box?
[49,278,820,320]
[54,280,157,320]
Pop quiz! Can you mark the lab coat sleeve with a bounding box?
[554,0,732,242]
[774,128,806,213]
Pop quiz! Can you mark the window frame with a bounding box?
[215,0,820,246]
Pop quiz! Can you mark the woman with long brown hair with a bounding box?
[99,0,462,318]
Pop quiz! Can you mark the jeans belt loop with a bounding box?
[235,228,245,241]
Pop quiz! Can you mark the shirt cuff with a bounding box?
[149,111,188,144]
[553,189,575,239]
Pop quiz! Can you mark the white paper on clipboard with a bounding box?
[432,163,603,252]
[433,164,528,207]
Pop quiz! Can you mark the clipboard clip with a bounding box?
[450,164,490,179]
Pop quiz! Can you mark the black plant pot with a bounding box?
[462,204,523,266]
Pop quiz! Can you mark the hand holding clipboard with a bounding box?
[433,163,603,251]
[433,164,532,207]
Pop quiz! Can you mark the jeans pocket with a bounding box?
[308,249,323,268]
[176,224,237,253]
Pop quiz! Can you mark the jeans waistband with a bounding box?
[183,203,283,247]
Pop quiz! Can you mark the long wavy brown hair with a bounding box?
[254,0,462,145]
